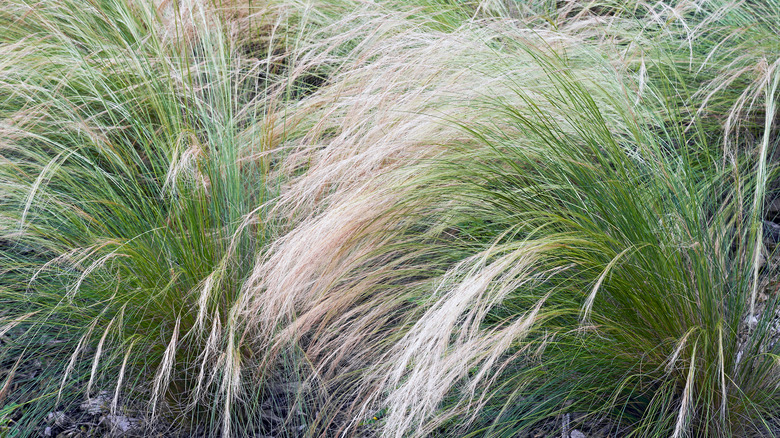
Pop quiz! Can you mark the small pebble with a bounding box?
[80,391,110,415]
[46,411,68,427]
[101,414,137,433]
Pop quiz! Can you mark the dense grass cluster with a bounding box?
[1,0,780,437]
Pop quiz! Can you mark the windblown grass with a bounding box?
[1,0,779,437]
[246,3,780,437]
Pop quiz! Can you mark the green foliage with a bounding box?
[0,0,281,434]
[1,0,780,437]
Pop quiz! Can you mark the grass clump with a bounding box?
[0,0,289,434]
[372,49,779,437]
[246,3,780,437]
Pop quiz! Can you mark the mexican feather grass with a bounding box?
[1,0,780,437]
